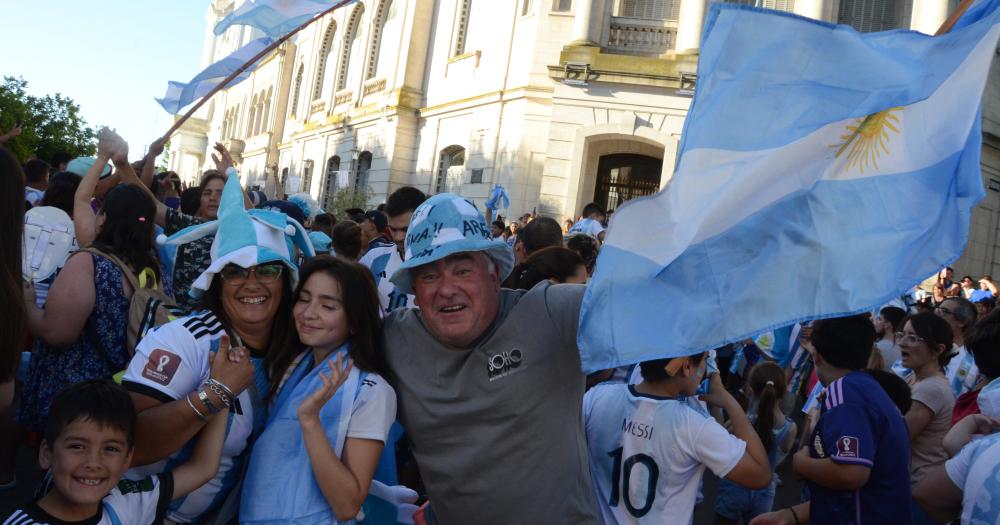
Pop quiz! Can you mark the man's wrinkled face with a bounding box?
[412,252,501,348]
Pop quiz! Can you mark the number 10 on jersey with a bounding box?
[608,447,659,518]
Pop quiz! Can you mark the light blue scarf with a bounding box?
[240,346,365,525]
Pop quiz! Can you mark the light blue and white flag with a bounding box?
[578,0,1000,372]
[214,0,343,39]
[157,37,273,114]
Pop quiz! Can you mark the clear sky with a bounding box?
[3,0,209,156]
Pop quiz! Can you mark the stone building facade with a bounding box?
[168,0,1000,277]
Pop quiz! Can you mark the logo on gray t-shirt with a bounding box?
[488,348,524,381]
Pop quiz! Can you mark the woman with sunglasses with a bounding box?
[120,171,312,524]
[241,255,395,524]
[897,312,955,522]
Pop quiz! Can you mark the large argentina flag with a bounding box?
[578,0,1000,372]
[214,0,345,39]
[157,38,273,114]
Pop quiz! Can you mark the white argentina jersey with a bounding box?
[122,311,267,523]
[360,245,414,313]
[584,383,746,525]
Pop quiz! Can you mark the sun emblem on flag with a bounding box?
[831,107,902,174]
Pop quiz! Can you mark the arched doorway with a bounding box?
[593,153,663,212]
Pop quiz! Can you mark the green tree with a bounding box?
[327,185,374,219]
[0,76,95,163]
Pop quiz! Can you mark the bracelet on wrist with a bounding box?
[787,506,801,525]
[197,389,222,415]
[203,380,233,408]
[186,393,208,421]
[206,378,235,401]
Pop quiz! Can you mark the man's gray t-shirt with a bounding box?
[383,282,600,524]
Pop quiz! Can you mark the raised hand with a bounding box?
[297,353,353,423]
[96,127,117,159]
[209,334,255,398]
[211,142,234,173]
[148,136,167,159]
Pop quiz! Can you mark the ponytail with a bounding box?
[753,381,777,453]
[747,361,786,454]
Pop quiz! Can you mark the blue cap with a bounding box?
[389,193,514,295]
[309,231,332,253]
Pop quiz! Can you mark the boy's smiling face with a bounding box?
[39,417,133,512]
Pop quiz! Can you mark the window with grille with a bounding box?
[837,0,907,31]
[453,0,472,56]
[721,0,794,10]
[291,64,305,118]
[435,146,466,194]
[322,156,341,209]
[337,4,366,91]
[617,0,680,20]
[313,22,337,100]
[302,160,315,194]
[368,0,398,79]
[355,151,373,189]
[261,88,272,132]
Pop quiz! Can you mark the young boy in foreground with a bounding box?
[1,380,226,525]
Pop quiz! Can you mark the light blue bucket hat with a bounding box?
[390,193,514,294]
[66,157,112,179]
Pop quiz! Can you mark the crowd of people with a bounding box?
[2,123,1000,525]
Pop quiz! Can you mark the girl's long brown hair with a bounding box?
[268,256,385,399]
[0,147,25,382]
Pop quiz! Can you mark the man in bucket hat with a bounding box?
[383,194,600,524]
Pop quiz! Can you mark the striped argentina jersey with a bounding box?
[359,244,414,313]
[121,311,268,523]
[584,383,746,525]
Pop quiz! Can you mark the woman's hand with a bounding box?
[297,353,353,425]
[212,142,234,173]
[208,334,255,397]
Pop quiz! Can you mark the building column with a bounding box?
[793,0,827,21]
[911,0,949,34]
[675,0,707,53]
[570,0,603,45]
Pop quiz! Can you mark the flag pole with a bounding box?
[935,0,976,34]
[159,0,355,143]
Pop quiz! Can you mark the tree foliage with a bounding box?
[327,184,375,219]
[0,76,95,163]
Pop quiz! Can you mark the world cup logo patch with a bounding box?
[836,436,860,458]
[143,349,181,386]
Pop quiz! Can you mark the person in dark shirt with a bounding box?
[750,315,912,525]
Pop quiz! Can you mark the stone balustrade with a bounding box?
[363,77,387,97]
[606,17,677,56]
